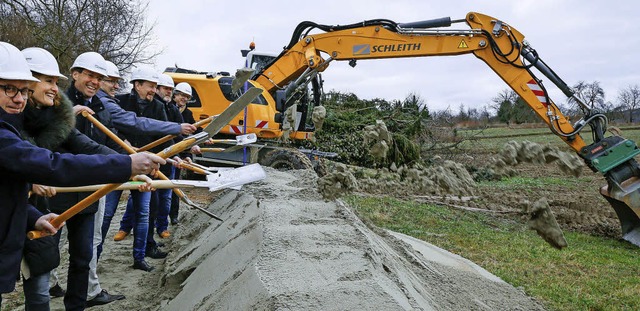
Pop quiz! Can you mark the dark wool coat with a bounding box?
[0,108,132,293]
[116,90,170,153]
[23,93,117,215]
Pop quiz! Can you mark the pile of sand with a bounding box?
[21,168,545,310]
[146,168,542,310]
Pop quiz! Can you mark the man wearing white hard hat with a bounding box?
[0,42,164,309]
[57,51,128,310]
[156,73,174,103]
[96,64,196,258]
[114,66,172,272]
[152,74,184,240]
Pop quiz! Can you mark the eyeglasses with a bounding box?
[0,84,31,100]
[81,70,104,82]
[176,92,192,100]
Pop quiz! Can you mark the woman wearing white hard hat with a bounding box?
[21,46,141,309]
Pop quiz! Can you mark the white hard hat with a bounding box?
[0,42,39,82]
[158,74,174,88]
[130,66,159,83]
[174,82,192,97]
[21,47,68,80]
[70,52,108,77]
[104,61,121,78]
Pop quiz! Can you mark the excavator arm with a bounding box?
[254,12,640,246]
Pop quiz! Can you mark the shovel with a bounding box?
[53,163,266,193]
[136,116,214,152]
[200,133,258,153]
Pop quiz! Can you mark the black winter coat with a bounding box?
[116,90,170,153]
[66,83,125,154]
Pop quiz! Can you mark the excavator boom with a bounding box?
[251,12,640,246]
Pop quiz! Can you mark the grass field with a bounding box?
[348,195,640,311]
[350,123,640,311]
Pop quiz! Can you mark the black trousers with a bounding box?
[169,168,181,221]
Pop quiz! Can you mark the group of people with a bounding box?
[0,41,202,311]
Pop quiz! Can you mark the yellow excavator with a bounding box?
[167,12,640,246]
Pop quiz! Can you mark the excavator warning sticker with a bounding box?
[353,44,371,55]
[255,120,268,128]
[458,39,469,49]
[229,125,243,134]
[527,80,549,107]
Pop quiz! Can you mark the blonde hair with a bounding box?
[29,72,62,107]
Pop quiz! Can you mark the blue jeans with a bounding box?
[23,272,50,311]
[57,212,94,311]
[98,190,123,258]
[155,166,174,234]
[119,193,135,233]
[121,190,151,262]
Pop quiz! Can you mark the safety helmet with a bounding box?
[130,66,159,84]
[70,52,108,77]
[158,74,175,88]
[21,47,68,80]
[104,61,121,78]
[174,82,192,97]
[0,42,39,82]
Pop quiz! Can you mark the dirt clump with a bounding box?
[312,106,326,131]
[486,140,584,179]
[317,162,358,200]
[363,120,392,160]
[527,197,568,249]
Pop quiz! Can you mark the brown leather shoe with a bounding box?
[159,230,171,239]
[113,230,129,241]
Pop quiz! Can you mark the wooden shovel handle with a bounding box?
[137,116,213,152]
[27,183,121,239]
[82,111,136,154]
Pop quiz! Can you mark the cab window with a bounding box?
[186,87,201,108]
[218,77,267,105]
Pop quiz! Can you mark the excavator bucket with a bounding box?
[600,180,640,246]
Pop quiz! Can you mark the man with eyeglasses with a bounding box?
[0,42,165,309]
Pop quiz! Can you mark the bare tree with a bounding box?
[1,0,160,77]
[568,81,607,114]
[617,84,640,123]
[492,89,518,125]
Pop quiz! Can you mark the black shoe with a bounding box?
[133,260,154,272]
[170,218,179,225]
[86,289,125,307]
[49,283,65,298]
[145,247,168,259]
[156,242,165,248]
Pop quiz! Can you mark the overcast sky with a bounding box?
[147,0,640,112]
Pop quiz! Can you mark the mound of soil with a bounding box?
[7,168,544,310]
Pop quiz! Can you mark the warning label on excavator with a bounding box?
[458,39,468,49]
